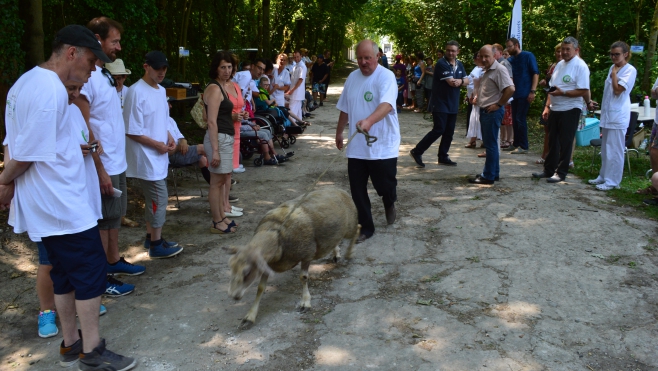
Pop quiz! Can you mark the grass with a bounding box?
[526,116,658,221]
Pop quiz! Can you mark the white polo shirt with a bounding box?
[600,63,637,129]
[336,65,400,160]
[290,63,307,101]
[124,79,170,181]
[272,66,291,107]
[80,67,127,176]
[549,56,590,112]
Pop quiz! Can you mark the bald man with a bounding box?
[335,40,400,243]
[468,45,515,184]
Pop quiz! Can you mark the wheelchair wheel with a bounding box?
[254,157,263,167]
[243,150,254,160]
[289,136,296,145]
[281,139,290,149]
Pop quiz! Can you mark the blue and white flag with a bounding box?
[507,0,522,48]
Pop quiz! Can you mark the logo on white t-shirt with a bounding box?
[562,75,572,83]
[364,91,373,102]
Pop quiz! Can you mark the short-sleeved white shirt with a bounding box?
[71,104,102,220]
[600,63,637,129]
[118,85,128,111]
[336,65,400,160]
[233,71,258,108]
[80,67,127,176]
[124,79,170,181]
[4,67,98,239]
[549,56,590,112]
[291,63,307,101]
[272,66,291,107]
[467,66,483,98]
[167,117,184,142]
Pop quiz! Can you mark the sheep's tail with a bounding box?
[345,224,361,260]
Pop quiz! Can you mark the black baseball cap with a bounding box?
[145,51,169,69]
[54,25,111,63]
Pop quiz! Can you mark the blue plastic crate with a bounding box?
[575,118,600,146]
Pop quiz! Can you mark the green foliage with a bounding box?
[0,0,24,85]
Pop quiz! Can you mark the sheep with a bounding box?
[224,187,360,328]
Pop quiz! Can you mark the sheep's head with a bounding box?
[224,246,273,300]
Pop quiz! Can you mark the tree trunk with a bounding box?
[576,2,582,40]
[19,0,44,69]
[178,0,194,78]
[642,1,658,92]
[262,0,270,59]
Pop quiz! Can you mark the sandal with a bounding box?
[535,158,545,164]
[210,219,236,234]
[222,217,237,229]
[477,152,486,158]
[121,217,139,228]
[500,141,511,148]
[464,142,476,148]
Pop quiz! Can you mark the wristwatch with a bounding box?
[530,90,536,93]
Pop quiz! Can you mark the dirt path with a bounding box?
[1,65,658,371]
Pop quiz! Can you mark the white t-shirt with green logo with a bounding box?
[336,65,400,160]
[549,56,590,112]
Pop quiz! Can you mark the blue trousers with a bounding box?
[511,98,530,150]
[414,112,457,161]
[479,106,505,180]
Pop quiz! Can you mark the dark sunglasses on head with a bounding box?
[101,67,116,87]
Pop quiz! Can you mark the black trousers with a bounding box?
[347,157,398,237]
[544,108,581,179]
[414,112,457,161]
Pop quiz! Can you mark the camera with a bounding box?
[89,143,98,153]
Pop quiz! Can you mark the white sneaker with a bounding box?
[233,167,246,173]
[588,177,605,185]
[231,206,243,212]
[596,184,619,191]
[225,210,243,217]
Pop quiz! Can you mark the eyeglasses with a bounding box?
[101,67,116,87]
[609,52,622,57]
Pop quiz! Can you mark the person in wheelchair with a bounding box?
[240,119,288,165]
[257,76,310,128]
[167,115,211,183]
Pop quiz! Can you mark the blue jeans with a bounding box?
[511,98,530,150]
[480,106,504,180]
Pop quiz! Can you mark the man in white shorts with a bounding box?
[74,17,146,297]
[286,50,307,124]
[1,24,135,371]
[124,51,183,259]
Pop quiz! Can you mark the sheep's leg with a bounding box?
[298,261,311,312]
[345,224,361,259]
[332,245,341,263]
[240,273,269,329]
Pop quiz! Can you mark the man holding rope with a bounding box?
[335,39,400,244]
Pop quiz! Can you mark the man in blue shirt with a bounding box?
[505,37,539,154]
[410,40,469,167]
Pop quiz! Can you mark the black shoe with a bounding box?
[532,172,551,179]
[410,149,425,168]
[643,198,658,206]
[546,174,565,183]
[439,158,457,166]
[474,174,500,181]
[385,204,396,225]
[319,101,323,106]
[355,234,371,244]
[469,176,494,184]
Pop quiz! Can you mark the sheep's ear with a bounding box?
[222,246,238,255]
[255,255,275,276]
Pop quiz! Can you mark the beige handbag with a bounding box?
[190,94,207,129]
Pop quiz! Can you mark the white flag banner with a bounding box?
[507,0,522,48]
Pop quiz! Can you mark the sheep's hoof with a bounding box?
[239,318,255,330]
[297,305,311,313]
[332,255,339,263]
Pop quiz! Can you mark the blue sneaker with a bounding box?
[104,276,134,297]
[144,235,179,249]
[106,257,145,276]
[100,304,107,316]
[149,241,183,259]
[38,310,58,338]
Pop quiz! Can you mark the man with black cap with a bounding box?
[1,25,136,370]
[310,54,329,107]
[124,51,183,259]
[74,17,147,299]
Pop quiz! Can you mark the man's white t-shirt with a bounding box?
[118,85,128,111]
[4,67,98,239]
[167,117,184,142]
[600,63,637,129]
[336,65,400,160]
[81,67,127,176]
[233,71,258,108]
[291,63,307,101]
[124,79,170,181]
[549,56,590,112]
[71,104,102,220]
[272,66,291,107]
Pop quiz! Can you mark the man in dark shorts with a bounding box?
[310,54,329,106]
[410,40,469,167]
[1,25,135,370]
[323,49,334,102]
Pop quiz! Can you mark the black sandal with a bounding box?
[221,217,237,229]
[210,220,236,234]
